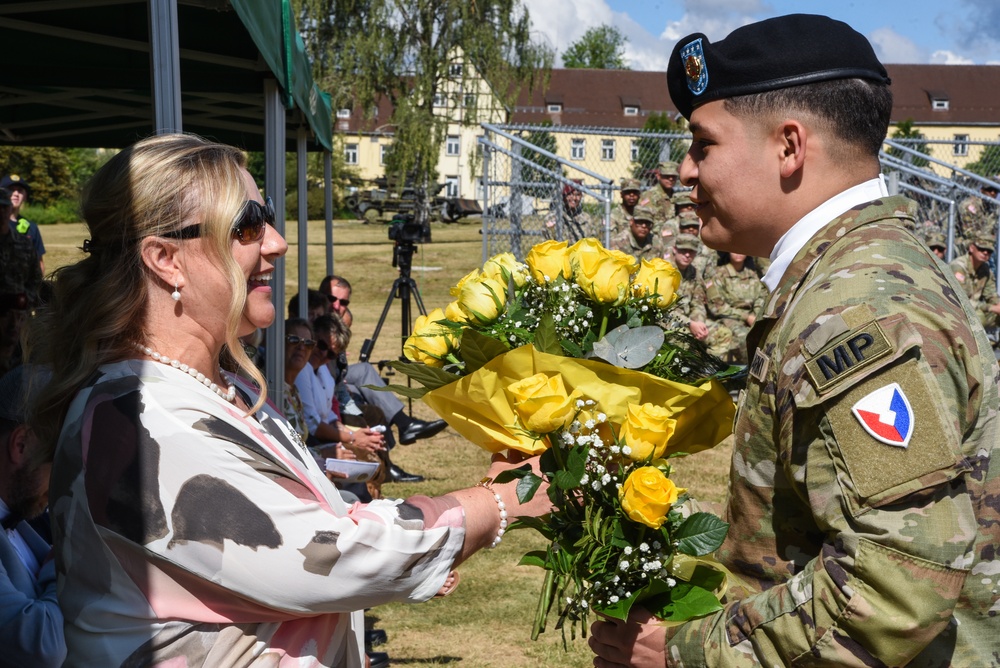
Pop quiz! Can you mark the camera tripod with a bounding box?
[358,238,428,364]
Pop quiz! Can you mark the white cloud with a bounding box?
[869,27,924,64]
[929,50,975,65]
[522,0,615,56]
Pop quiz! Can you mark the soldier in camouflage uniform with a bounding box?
[657,191,693,248]
[676,214,717,277]
[704,252,765,363]
[591,14,1000,668]
[957,178,999,245]
[0,187,41,308]
[638,160,678,232]
[949,233,1000,331]
[544,182,600,242]
[665,233,732,357]
[925,232,947,262]
[610,205,670,261]
[609,178,642,237]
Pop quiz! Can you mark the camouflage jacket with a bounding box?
[639,186,675,227]
[672,263,707,325]
[544,208,602,244]
[609,203,634,237]
[704,262,765,334]
[957,195,997,243]
[949,253,999,329]
[0,226,42,306]
[609,228,670,262]
[668,196,1000,666]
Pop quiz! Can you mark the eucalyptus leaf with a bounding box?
[606,325,666,369]
[460,328,510,373]
[675,512,730,556]
[386,360,460,390]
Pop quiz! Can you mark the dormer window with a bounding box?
[623,106,639,116]
[547,103,562,113]
[336,108,351,119]
[932,98,949,111]
[449,63,463,77]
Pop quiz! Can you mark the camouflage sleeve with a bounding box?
[665,224,992,666]
[704,272,743,323]
[688,278,708,323]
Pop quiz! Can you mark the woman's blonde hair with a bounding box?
[29,133,268,458]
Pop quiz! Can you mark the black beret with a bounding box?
[667,14,890,120]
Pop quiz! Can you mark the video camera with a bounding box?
[387,213,432,245]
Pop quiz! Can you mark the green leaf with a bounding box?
[675,513,730,556]
[517,473,543,503]
[386,360,460,391]
[663,584,724,621]
[553,445,588,490]
[459,328,510,373]
[368,383,430,399]
[533,313,563,355]
[518,551,548,569]
[493,464,532,484]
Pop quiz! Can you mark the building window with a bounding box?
[601,139,616,161]
[932,98,949,111]
[345,143,358,165]
[445,175,459,197]
[631,140,640,162]
[571,138,585,160]
[954,134,969,157]
[547,103,562,113]
[464,93,476,108]
[449,63,463,77]
[380,144,388,165]
[433,93,448,107]
[446,135,460,156]
[336,108,351,119]
[623,106,639,116]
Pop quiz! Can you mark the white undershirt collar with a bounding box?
[762,175,889,292]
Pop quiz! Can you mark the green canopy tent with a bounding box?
[0,0,336,403]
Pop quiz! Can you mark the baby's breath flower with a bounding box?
[596,412,607,422]
[622,445,632,456]
[585,419,596,429]
[639,542,650,553]
[575,399,585,409]
[619,560,629,570]
[623,546,633,556]
[591,480,602,490]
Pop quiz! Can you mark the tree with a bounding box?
[965,143,1000,178]
[887,119,930,168]
[562,25,629,70]
[294,0,553,224]
[0,146,80,206]
[519,122,559,197]
[631,112,688,181]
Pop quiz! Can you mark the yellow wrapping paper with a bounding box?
[423,344,735,455]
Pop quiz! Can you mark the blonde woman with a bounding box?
[30,134,548,667]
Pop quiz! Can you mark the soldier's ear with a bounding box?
[776,119,807,179]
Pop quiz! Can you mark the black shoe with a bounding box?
[367,651,390,668]
[365,628,388,649]
[398,418,448,445]
[388,464,425,483]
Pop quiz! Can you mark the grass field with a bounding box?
[40,218,734,667]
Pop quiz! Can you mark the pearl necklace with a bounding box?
[134,343,237,403]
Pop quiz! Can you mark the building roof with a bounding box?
[884,64,1000,126]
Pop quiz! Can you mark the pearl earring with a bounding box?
[171,283,181,301]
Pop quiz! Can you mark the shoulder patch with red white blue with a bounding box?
[851,382,913,448]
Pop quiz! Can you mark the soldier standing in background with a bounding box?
[591,13,1000,667]
[704,252,765,364]
[609,205,670,261]
[609,178,642,237]
[957,177,999,245]
[639,160,678,231]
[1,176,44,274]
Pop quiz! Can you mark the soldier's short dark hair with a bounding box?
[723,78,892,159]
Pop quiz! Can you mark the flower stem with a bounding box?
[598,306,609,340]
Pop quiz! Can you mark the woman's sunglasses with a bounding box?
[160,196,275,244]
[285,335,316,349]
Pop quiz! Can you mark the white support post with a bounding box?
[264,79,287,408]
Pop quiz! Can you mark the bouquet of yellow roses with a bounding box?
[387,238,736,640]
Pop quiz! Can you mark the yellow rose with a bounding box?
[525,240,572,283]
[458,275,507,323]
[403,308,458,367]
[483,252,529,288]
[444,300,470,324]
[450,268,480,297]
[569,238,638,305]
[633,258,681,308]
[619,466,685,529]
[506,372,581,434]
[619,403,677,461]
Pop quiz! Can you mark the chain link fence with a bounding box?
[480,124,1000,265]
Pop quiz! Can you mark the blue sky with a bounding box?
[522,0,1000,70]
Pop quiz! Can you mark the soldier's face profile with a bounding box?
[680,100,777,257]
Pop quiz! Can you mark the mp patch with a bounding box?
[851,382,913,448]
[804,320,893,394]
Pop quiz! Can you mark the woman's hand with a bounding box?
[488,451,552,519]
[344,427,385,456]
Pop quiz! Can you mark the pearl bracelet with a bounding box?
[477,477,507,548]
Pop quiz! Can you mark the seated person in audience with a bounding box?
[318,276,447,458]
[288,288,329,322]
[544,181,600,242]
[926,233,947,262]
[667,234,734,359]
[610,177,642,237]
[0,364,65,668]
[704,252,765,364]
[951,233,1000,332]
